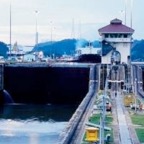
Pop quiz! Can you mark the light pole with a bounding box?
[35,10,39,45]
[119,10,125,24]
[9,0,12,57]
[124,0,128,25]
[49,21,56,58]
[50,21,53,44]
[50,21,56,43]
[101,65,110,144]
[134,78,137,113]
[130,0,134,28]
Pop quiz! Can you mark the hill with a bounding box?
[32,39,77,57]
[0,42,9,58]
[31,39,144,61]
[32,39,101,57]
[0,39,144,61]
[131,39,144,61]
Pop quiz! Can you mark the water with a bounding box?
[2,90,14,104]
[0,104,77,144]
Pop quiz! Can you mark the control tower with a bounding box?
[98,18,134,64]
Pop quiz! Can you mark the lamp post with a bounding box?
[100,65,110,144]
[134,78,137,113]
[50,21,56,43]
[9,0,12,57]
[50,22,57,58]
[119,10,125,24]
[35,10,39,45]
[50,21,53,44]
[130,0,134,28]
[124,0,128,25]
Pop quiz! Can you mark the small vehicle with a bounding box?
[130,103,139,110]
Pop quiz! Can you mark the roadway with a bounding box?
[111,65,133,144]
[116,92,132,144]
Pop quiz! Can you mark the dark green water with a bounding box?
[0,104,77,144]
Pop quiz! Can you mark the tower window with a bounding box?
[105,34,108,38]
[124,34,127,38]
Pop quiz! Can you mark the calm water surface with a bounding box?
[0,104,77,144]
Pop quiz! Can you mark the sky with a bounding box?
[0,0,144,46]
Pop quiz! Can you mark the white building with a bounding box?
[98,18,134,64]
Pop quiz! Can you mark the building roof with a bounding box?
[98,18,134,34]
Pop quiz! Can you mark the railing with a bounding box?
[105,38,132,43]
[99,37,132,43]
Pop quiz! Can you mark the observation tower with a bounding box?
[98,18,134,64]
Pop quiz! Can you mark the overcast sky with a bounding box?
[0,0,143,46]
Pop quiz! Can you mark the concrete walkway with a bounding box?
[116,93,132,144]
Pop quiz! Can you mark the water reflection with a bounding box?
[0,104,77,121]
[0,104,77,144]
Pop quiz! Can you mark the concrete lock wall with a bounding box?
[58,65,97,144]
[3,65,90,104]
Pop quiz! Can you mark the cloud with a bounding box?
[0,22,102,45]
